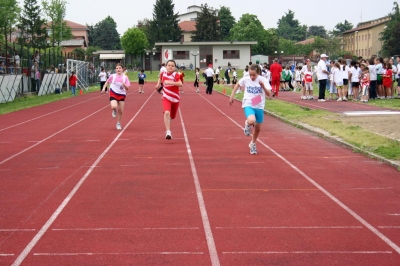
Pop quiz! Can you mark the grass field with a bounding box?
[213,84,400,161]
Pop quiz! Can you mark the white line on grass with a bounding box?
[11,92,155,266]
[178,109,220,266]
[197,89,400,255]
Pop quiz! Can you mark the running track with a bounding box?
[0,82,400,265]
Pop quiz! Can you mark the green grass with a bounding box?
[0,86,98,115]
[214,84,400,161]
[127,68,198,82]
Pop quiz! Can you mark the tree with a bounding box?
[332,20,353,36]
[277,10,307,42]
[42,0,69,46]
[219,6,235,41]
[90,16,121,50]
[191,3,220,41]
[307,25,327,39]
[149,0,182,42]
[72,47,85,60]
[381,2,400,56]
[137,18,153,48]
[121,27,149,56]
[229,14,269,55]
[0,0,20,52]
[17,0,48,49]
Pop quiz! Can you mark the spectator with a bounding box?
[30,62,38,91]
[224,62,232,85]
[270,58,283,97]
[189,62,193,71]
[204,64,215,94]
[316,54,330,101]
[0,61,5,74]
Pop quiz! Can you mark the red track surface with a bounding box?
[0,82,400,265]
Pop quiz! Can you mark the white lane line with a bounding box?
[223,251,392,254]
[86,140,100,142]
[0,105,109,166]
[343,187,393,190]
[0,254,14,256]
[37,167,59,170]
[52,227,199,231]
[378,226,400,229]
[0,95,105,132]
[0,229,35,232]
[178,109,220,266]
[0,141,11,144]
[165,163,185,166]
[216,226,363,229]
[387,214,400,216]
[34,252,203,256]
[199,92,400,255]
[11,92,155,266]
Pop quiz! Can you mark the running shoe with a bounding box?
[165,130,172,140]
[244,120,251,137]
[337,97,342,102]
[249,142,257,155]
[196,89,199,93]
[116,123,122,130]
[112,109,117,118]
[318,99,326,102]
[343,97,348,101]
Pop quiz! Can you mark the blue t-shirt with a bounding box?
[138,73,147,80]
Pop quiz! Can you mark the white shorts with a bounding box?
[305,82,313,90]
[330,81,337,93]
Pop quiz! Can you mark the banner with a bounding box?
[164,49,172,60]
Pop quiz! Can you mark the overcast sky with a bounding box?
[30,0,396,35]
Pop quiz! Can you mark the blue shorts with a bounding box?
[244,107,264,123]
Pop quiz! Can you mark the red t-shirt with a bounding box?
[69,75,77,86]
[270,63,283,80]
[161,71,181,103]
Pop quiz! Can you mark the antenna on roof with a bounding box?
[360,9,363,22]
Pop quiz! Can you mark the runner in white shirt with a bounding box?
[390,58,397,98]
[229,64,272,155]
[215,66,221,84]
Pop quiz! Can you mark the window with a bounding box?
[362,35,364,41]
[223,50,240,59]
[173,51,189,60]
[369,34,371,40]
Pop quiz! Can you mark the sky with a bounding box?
[27,0,396,35]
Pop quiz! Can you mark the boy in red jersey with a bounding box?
[155,60,183,139]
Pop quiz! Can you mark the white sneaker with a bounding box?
[337,97,342,102]
[116,123,122,130]
[343,97,348,101]
[244,120,251,137]
[318,99,326,102]
[249,142,257,155]
[112,109,117,118]
[310,96,314,100]
[301,96,306,100]
[165,130,172,140]
[196,89,199,93]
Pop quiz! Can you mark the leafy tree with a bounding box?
[85,46,101,57]
[191,3,220,41]
[219,6,235,41]
[149,0,182,42]
[72,47,85,60]
[277,10,307,42]
[381,2,400,56]
[17,0,48,49]
[332,20,353,36]
[137,18,153,48]
[278,38,297,55]
[121,27,149,55]
[90,16,121,50]
[307,25,327,39]
[0,0,20,51]
[229,14,268,55]
[42,0,69,46]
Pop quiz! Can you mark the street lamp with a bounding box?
[191,51,199,70]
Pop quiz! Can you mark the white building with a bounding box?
[154,41,257,70]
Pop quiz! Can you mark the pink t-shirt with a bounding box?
[107,74,130,95]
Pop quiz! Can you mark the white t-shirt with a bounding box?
[99,71,107,82]
[332,68,343,85]
[240,75,271,110]
[342,65,350,80]
[350,67,362,82]
[392,65,398,79]
[159,66,167,77]
[368,65,377,81]
[265,70,271,81]
[376,63,383,75]
[232,71,237,78]
[317,60,328,80]
[243,70,249,77]
[295,70,301,81]
[215,68,220,75]
[204,67,214,77]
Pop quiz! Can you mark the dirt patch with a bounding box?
[336,115,400,141]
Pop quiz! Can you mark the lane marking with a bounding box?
[198,90,400,255]
[52,227,199,231]
[378,226,400,229]
[0,229,35,232]
[343,187,393,190]
[0,141,11,144]
[34,252,204,256]
[118,139,129,141]
[0,94,105,132]
[165,163,185,166]
[11,92,155,266]
[37,167,59,170]
[216,226,363,229]
[203,188,318,192]
[0,254,14,256]
[387,214,400,216]
[178,109,220,266]
[86,140,100,142]
[223,251,392,254]
[0,105,110,166]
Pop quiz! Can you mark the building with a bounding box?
[154,41,257,70]
[47,20,89,53]
[342,16,390,58]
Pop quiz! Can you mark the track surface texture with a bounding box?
[0,82,399,266]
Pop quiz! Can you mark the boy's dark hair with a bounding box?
[71,71,75,74]
[141,69,144,73]
[232,68,236,70]
[166,60,176,67]
[195,67,200,71]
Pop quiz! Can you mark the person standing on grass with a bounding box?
[138,69,147,94]
[229,64,272,155]
[99,67,107,92]
[232,68,238,90]
[304,64,314,100]
[397,56,400,98]
[367,59,377,100]
[155,60,182,140]
[204,64,215,95]
[333,62,345,101]
[69,71,78,96]
[101,63,130,131]
[328,61,337,100]
[360,63,370,103]
[383,62,393,99]
[389,58,397,98]
[316,54,330,102]
[194,67,200,93]
[215,66,221,84]
[349,60,361,101]
[375,57,384,98]
[301,59,311,99]
[224,62,232,85]
[157,63,167,94]
[270,58,282,97]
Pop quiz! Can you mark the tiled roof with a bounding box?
[296,38,315,45]
[47,20,88,30]
[343,17,389,34]
[59,39,85,46]
[179,21,196,32]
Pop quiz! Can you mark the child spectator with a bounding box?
[304,64,314,100]
[194,67,200,93]
[333,62,345,101]
[360,63,370,102]
[383,62,393,99]
[138,69,147,94]
[69,71,78,95]
[99,67,107,92]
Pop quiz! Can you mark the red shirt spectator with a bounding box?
[270,60,283,81]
